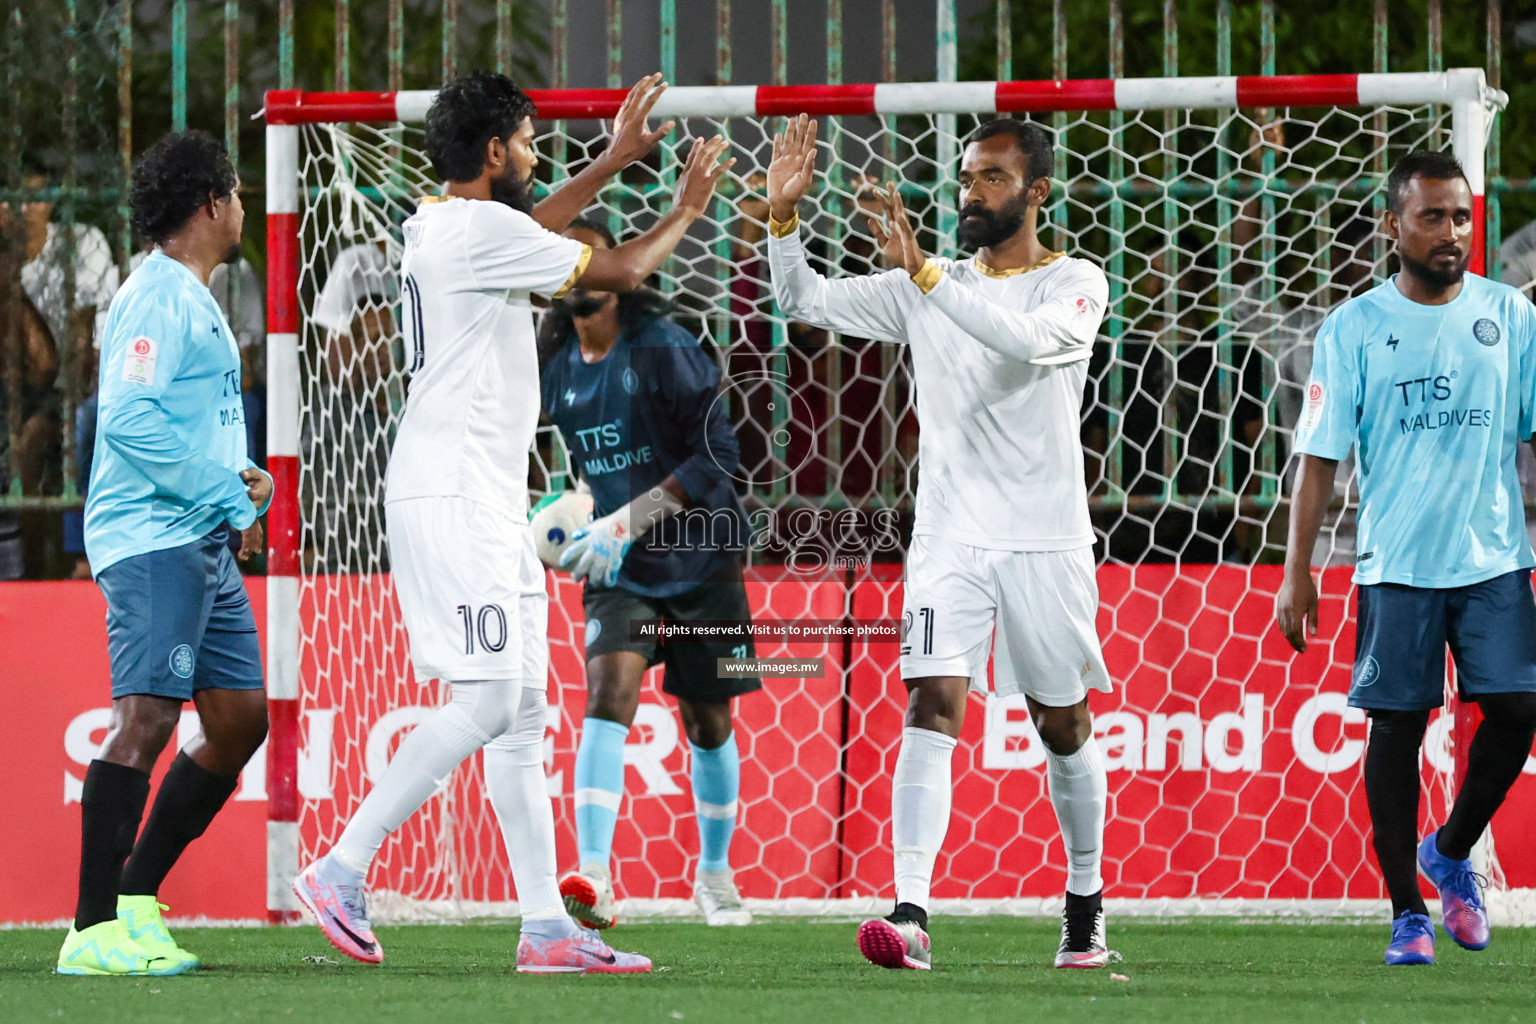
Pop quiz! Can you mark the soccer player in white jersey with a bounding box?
[1278,151,1536,967]
[766,114,1114,970]
[294,72,734,973]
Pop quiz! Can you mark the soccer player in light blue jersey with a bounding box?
[1277,150,1536,967]
[57,131,273,977]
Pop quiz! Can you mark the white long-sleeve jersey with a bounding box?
[767,218,1108,551]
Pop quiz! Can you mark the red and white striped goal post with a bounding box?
[260,69,1506,923]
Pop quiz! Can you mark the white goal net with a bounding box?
[265,71,1534,921]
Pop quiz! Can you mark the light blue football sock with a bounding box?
[573,717,629,866]
[691,733,740,873]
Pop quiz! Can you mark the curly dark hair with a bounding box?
[536,217,673,366]
[130,130,237,244]
[424,72,539,183]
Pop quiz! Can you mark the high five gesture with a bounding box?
[767,114,819,224]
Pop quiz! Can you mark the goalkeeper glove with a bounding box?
[561,485,685,587]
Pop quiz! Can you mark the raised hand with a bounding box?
[604,72,676,168]
[866,183,928,278]
[766,113,819,223]
[673,135,736,216]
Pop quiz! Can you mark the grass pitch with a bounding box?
[4,918,1536,1024]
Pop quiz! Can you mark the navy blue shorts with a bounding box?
[1351,569,1536,711]
[96,529,265,702]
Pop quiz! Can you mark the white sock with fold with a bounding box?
[891,726,958,911]
[483,685,571,930]
[330,679,519,878]
[1045,735,1107,896]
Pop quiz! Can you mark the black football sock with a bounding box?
[120,751,241,897]
[891,901,928,931]
[74,760,152,930]
[1437,693,1536,861]
[1363,709,1431,918]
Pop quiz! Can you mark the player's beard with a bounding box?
[221,242,243,265]
[956,193,1029,251]
[1399,245,1470,290]
[490,165,535,213]
[567,292,607,318]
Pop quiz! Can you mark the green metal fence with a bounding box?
[2,0,1531,578]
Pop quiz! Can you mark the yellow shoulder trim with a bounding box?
[552,243,594,300]
[911,259,944,296]
[418,194,450,206]
[768,212,800,238]
[974,250,1068,278]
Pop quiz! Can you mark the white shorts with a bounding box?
[899,535,1112,706]
[386,497,548,682]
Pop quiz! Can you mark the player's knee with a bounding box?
[213,709,269,763]
[451,678,523,739]
[120,700,181,743]
[585,668,641,725]
[903,679,966,737]
[1033,707,1091,756]
[1477,691,1536,734]
[1366,707,1431,740]
[99,703,179,771]
[485,686,548,766]
[242,705,271,753]
[680,700,732,750]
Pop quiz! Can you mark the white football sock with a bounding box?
[1045,735,1107,897]
[891,726,957,910]
[484,685,566,922]
[330,679,520,876]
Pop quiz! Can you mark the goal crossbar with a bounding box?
[263,69,1500,124]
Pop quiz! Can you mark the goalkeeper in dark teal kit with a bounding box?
[539,218,758,928]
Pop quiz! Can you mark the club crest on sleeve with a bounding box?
[1473,318,1501,346]
[1354,655,1380,689]
[1074,297,1090,316]
[122,335,158,385]
[168,644,195,679]
[585,619,603,648]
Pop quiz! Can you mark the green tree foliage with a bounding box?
[962,0,1535,238]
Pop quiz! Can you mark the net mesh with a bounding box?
[288,95,1519,918]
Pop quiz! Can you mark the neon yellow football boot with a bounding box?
[56,919,186,976]
[117,896,200,971]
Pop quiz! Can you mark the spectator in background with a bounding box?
[12,167,120,496]
[301,236,398,573]
[313,236,396,361]
[1499,219,1536,297]
[1228,113,1375,565]
[0,259,59,578]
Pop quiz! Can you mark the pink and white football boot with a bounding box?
[516,924,652,974]
[293,859,383,965]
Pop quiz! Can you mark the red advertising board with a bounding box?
[3,567,1533,923]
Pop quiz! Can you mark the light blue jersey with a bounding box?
[1295,272,1536,587]
[84,252,268,575]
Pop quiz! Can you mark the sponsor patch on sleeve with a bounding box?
[121,335,158,385]
[1300,379,1325,433]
